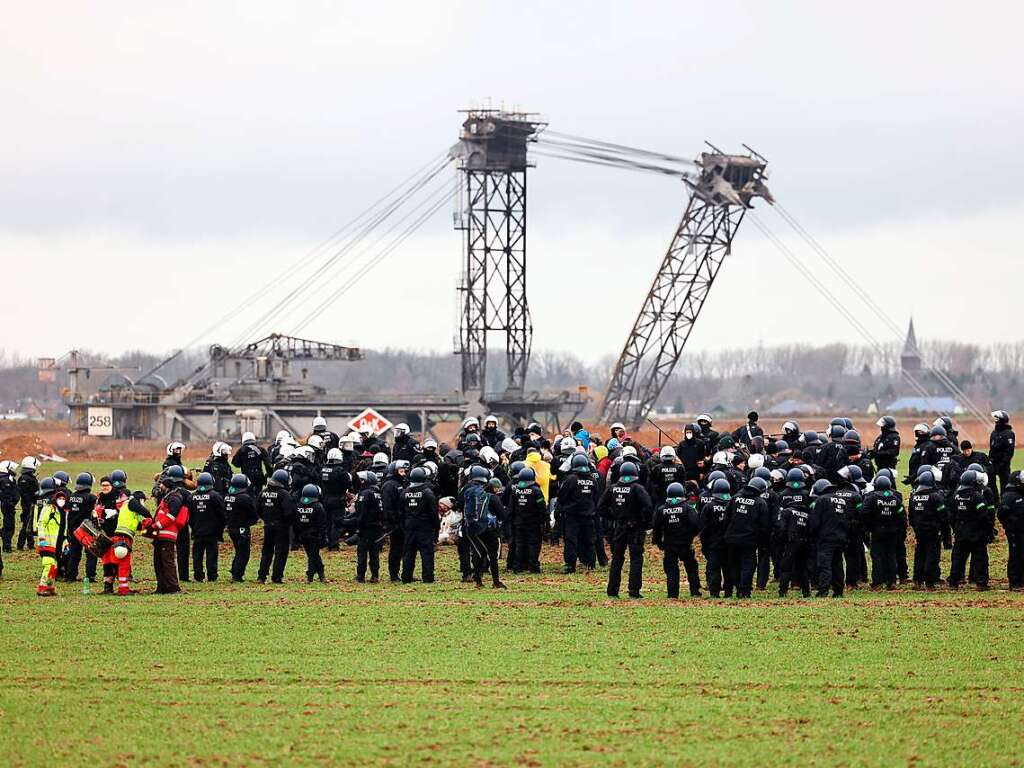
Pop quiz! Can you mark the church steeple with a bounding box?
[901,318,921,373]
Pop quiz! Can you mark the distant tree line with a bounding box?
[2,339,1023,416]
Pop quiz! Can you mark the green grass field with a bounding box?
[2,456,1023,766]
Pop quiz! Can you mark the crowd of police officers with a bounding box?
[2,409,1023,599]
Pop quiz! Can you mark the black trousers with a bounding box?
[326,501,346,548]
[514,521,543,573]
[401,526,436,583]
[607,524,644,597]
[193,537,220,581]
[912,528,942,586]
[870,530,900,587]
[727,543,757,598]
[844,529,865,586]
[816,541,845,597]
[993,464,1012,504]
[703,540,730,597]
[303,537,325,579]
[949,537,989,588]
[662,544,700,598]
[65,539,85,581]
[504,520,517,571]
[594,515,609,566]
[85,551,98,580]
[258,524,290,582]
[1007,531,1024,588]
[356,532,382,580]
[17,500,34,549]
[754,534,773,589]
[467,529,500,584]
[778,540,812,597]
[1,503,15,550]
[229,526,251,580]
[896,532,909,581]
[387,527,405,581]
[177,524,191,581]
[563,515,596,571]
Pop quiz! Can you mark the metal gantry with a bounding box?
[600,149,773,427]
[453,110,543,398]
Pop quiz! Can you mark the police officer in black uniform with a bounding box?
[989,410,1015,501]
[997,471,1024,589]
[870,416,901,471]
[401,467,439,583]
[295,483,327,582]
[947,470,994,590]
[257,469,294,583]
[188,472,226,582]
[63,473,96,582]
[510,467,547,573]
[557,454,600,573]
[777,469,815,598]
[225,473,258,582]
[700,478,732,598]
[232,433,272,495]
[598,461,652,599]
[907,469,946,589]
[862,475,905,590]
[651,482,702,598]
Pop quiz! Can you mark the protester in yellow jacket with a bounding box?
[525,450,551,503]
[35,479,68,597]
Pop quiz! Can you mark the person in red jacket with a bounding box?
[152,466,190,594]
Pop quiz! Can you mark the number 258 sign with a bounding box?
[87,407,113,436]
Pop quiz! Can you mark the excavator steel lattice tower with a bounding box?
[600,147,773,427]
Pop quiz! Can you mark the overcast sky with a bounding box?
[2,2,1022,367]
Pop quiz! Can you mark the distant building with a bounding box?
[901,318,922,374]
[886,396,962,414]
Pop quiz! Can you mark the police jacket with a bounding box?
[831,482,863,530]
[724,487,770,546]
[990,423,1015,467]
[381,477,405,527]
[676,436,705,480]
[480,426,506,449]
[647,461,686,505]
[997,485,1024,534]
[556,471,599,517]
[862,489,905,534]
[18,471,39,506]
[597,480,652,527]
[288,459,319,498]
[699,496,730,547]
[224,489,258,529]
[908,488,946,533]
[949,486,993,542]
[295,500,327,540]
[401,484,439,531]
[921,439,957,480]
[188,490,226,539]
[0,474,19,508]
[779,488,811,541]
[319,463,351,505]
[258,485,294,527]
[232,441,272,485]
[203,456,233,494]
[908,437,928,479]
[652,499,700,550]
[356,487,385,532]
[510,481,547,527]
[817,442,849,481]
[872,430,901,464]
[66,488,97,535]
[392,435,420,463]
[814,492,848,546]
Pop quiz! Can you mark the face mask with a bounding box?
[56,497,66,508]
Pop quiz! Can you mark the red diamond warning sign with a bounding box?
[347,408,393,436]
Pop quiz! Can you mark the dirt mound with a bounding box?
[0,434,57,461]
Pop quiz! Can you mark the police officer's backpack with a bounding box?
[462,483,496,536]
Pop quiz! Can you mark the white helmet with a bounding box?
[166,441,185,456]
[913,423,929,435]
[621,445,637,458]
[462,416,479,430]
[610,422,625,433]
[296,445,316,461]
[480,446,499,465]
[372,452,389,467]
[484,415,499,427]
[423,460,438,478]
[218,442,232,457]
[560,438,577,454]
[307,434,325,450]
[393,423,410,436]
[360,425,374,437]
[748,453,765,470]
[659,445,676,460]
[242,431,256,442]
[501,437,518,454]
[312,416,328,431]
[276,430,292,443]
[326,448,343,462]
[279,444,296,460]
[697,414,713,424]
[783,420,800,433]
[423,438,438,450]
[713,451,729,466]
[770,469,786,484]
[21,456,39,471]
[0,460,18,474]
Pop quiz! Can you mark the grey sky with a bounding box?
[2,1,1021,363]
